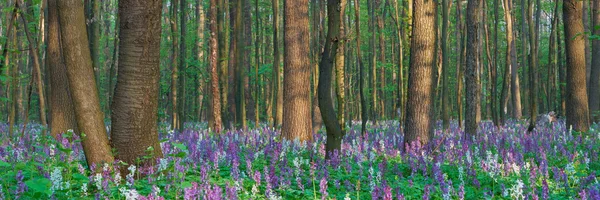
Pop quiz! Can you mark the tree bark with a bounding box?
[47,0,78,138]
[320,0,346,156]
[111,0,164,165]
[465,0,482,136]
[57,0,114,166]
[209,0,223,132]
[282,0,312,142]
[169,0,179,130]
[272,0,283,127]
[564,0,591,132]
[441,0,451,130]
[355,0,367,135]
[590,0,600,121]
[404,0,436,146]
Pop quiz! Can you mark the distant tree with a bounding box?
[500,0,515,125]
[590,0,600,122]
[527,0,540,132]
[465,0,482,136]
[169,0,180,130]
[110,0,164,165]
[404,0,436,146]
[354,0,367,135]
[564,0,591,132]
[209,0,223,132]
[282,0,312,142]
[57,0,114,166]
[441,0,452,130]
[272,0,283,127]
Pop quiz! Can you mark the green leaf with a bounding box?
[172,142,188,151]
[25,178,52,196]
[0,161,10,168]
[180,181,193,188]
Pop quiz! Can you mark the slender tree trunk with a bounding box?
[178,0,187,130]
[590,0,600,121]
[456,0,464,128]
[272,0,283,127]
[391,0,404,128]
[585,0,592,89]
[282,0,312,142]
[404,0,436,146]
[526,0,540,132]
[564,0,591,132]
[335,0,347,135]
[441,0,451,130]
[57,0,114,166]
[320,0,346,156]
[354,0,367,135]
[169,0,179,130]
[209,0,223,132]
[18,1,48,130]
[47,0,78,138]
[197,2,205,122]
[500,0,514,124]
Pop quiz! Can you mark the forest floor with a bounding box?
[0,120,599,199]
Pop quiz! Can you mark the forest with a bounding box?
[0,0,599,199]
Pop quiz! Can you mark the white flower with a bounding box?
[120,187,140,200]
[81,183,88,196]
[344,193,351,200]
[94,173,102,189]
[158,158,168,171]
[509,180,525,200]
[50,167,63,193]
[114,172,122,186]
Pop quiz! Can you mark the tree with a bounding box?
[465,0,482,136]
[110,0,164,165]
[319,0,346,156]
[48,0,78,138]
[209,0,223,132]
[57,0,114,166]
[169,0,180,131]
[355,0,367,135]
[441,0,452,130]
[282,0,312,142]
[564,0,591,132]
[500,0,516,124]
[590,0,600,122]
[404,0,436,146]
[527,0,540,132]
[272,0,283,127]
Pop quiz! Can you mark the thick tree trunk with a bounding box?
[111,0,164,165]
[404,0,436,146]
[564,0,591,132]
[57,0,114,166]
[47,0,78,138]
[282,0,312,142]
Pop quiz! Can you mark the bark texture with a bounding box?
[111,0,164,165]
[465,0,482,136]
[48,0,78,138]
[404,0,436,145]
[564,0,591,132]
[57,0,114,166]
[282,0,312,142]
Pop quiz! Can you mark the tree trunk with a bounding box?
[197,2,205,122]
[441,0,451,130]
[272,0,283,127]
[456,0,464,128]
[355,0,367,135]
[57,0,114,166]
[169,0,179,130]
[18,1,48,130]
[500,0,514,124]
[526,0,540,132]
[209,0,223,132]
[404,0,436,146]
[564,0,591,132]
[178,0,187,130]
[320,0,346,157]
[590,0,600,121]
[47,0,78,138]
[465,0,482,136]
[282,0,312,142]
[111,0,164,165]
